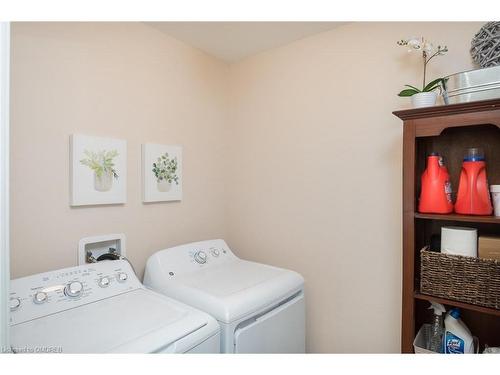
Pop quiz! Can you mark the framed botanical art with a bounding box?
[142,143,182,202]
[70,134,127,206]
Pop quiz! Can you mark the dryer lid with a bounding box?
[10,289,215,353]
[164,260,304,323]
[181,260,289,296]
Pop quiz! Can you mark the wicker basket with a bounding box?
[420,248,500,310]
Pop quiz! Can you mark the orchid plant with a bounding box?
[397,37,448,97]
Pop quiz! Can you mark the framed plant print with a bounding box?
[142,143,182,203]
[70,134,127,206]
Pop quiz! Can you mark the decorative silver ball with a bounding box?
[471,22,500,68]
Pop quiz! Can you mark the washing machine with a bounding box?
[9,259,220,353]
[143,239,305,353]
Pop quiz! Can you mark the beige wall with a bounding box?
[226,22,482,353]
[10,22,482,352]
[10,22,230,278]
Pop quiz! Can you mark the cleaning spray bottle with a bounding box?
[444,308,474,354]
[428,302,446,352]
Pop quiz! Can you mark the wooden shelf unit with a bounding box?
[394,98,500,353]
[414,293,500,318]
[414,213,500,224]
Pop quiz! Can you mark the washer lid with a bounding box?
[163,259,304,323]
[10,289,216,353]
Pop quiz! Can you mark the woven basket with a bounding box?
[420,249,500,310]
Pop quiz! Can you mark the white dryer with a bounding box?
[9,259,220,353]
[143,239,305,353]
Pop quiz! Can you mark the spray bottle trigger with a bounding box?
[429,302,446,315]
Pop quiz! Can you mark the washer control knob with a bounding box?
[33,291,48,304]
[10,297,21,311]
[65,281,83,297]
[211,249,220,257]
[117,272,128,283]
[194,251,207,264]
[98,276,110,288]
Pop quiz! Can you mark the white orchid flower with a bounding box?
[407,38,422,52]
[423,41,434,55]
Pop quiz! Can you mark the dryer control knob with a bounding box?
[10,297,21,311]
[33,291,48,304]
[117,272,128,283]
[98,277,110,288]
[194,251,207,264]
[211,249,220,257]
[65,281,83,297]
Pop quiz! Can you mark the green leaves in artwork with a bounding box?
[152,152,179,184]
[80,149,119,179]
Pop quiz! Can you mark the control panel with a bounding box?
[9,260,142,326]
[145,239,237,279]
[188,240,234,268]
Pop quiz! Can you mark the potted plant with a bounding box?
[80,149,119,192]
[152,152,179,192]
[397,37,448,108]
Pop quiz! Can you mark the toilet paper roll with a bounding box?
[441,226,478,257]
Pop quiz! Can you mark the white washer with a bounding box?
[9,259,220,353]
[143,239,305,353]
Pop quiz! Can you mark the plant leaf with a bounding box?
[398,88,419,97]
[404,84,421,92]
[424,85,440,92]
[423,78,443,92]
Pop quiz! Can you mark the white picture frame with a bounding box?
[70,134,127,206]
[142,143,182,203]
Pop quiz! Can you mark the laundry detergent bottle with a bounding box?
[455,148,493,215]
[444,308,474,354]
[419,153,453,214]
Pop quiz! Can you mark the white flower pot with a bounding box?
[157,180,171,192]
[94,171,113,192]
[411,91,438,108]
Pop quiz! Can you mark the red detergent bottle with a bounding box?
[455,148,493,215]
[419,153,453,214]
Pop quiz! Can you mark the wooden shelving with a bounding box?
[415,212,500,224]
[394,99,500,353]
[414,292,500,318]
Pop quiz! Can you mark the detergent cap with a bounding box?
[449,307,461,319]
[464,148,485,161]
[428,302,446,316]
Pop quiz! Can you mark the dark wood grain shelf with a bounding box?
[414,212,500,224]
[393,98,500,121]
[414,292,500,318]
[395,101,500,353]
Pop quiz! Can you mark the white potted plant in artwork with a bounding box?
[80,149,119,192]
[397,37,448,108]
[152,152,179,192]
